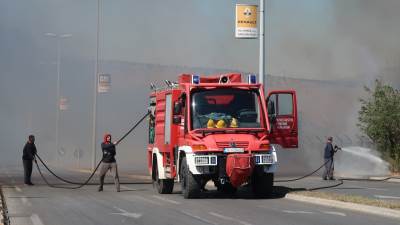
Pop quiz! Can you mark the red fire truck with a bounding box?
[147,74,297,198]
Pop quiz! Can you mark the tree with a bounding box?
[358,79,400,172]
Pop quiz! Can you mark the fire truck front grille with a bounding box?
[216,141,249,149]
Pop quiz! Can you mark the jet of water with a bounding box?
[334,146,390,178]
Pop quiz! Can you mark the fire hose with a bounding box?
[34,111,150,189]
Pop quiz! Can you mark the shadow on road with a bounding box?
[171,185,306,200]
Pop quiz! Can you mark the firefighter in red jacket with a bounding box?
[98,133,120,192]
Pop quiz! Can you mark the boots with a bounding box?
[98,175,105,192]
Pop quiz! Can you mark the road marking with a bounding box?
[346,185,387,191]
[374,195,400,200]
[30,214,45,225]
[365,187,387,191]
[152,195,181,205]
[282,210,314,214]
[322,211,346,217]
[111,206,142,219]
[179,210,219,225]
[120,185,138,191]
[131,195,164,206]
[15,187,22,192]
[209,212,252,225]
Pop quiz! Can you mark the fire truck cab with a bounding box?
[147,74,297,198]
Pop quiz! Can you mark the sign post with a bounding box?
[235,2,265,89]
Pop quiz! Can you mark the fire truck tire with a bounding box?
[154,160,174,194]
[252,170,274,198]
[180,157,200,199]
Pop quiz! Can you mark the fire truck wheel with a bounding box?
[180,157,200,199]
[154,160,174,194]
[252,170,274,198]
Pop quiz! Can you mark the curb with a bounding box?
[0,188,4,225]
[286,193,400,220]
[388,178,400,183]
[0,186,8,225]
[369,177,400,183]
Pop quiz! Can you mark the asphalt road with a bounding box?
[1,166,399,225]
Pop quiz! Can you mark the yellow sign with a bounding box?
[235,4,258,38]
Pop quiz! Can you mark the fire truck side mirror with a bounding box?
[174,101,182,115]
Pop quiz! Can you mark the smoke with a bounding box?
[1,0,400,177]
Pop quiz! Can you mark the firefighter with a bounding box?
[98,133,120,192]
[322,136,339,180]
[22,135,37,185]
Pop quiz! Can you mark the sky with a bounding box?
[1,0,400,81]
[0,0,400,173]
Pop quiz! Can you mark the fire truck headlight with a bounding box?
[194,155,218,166]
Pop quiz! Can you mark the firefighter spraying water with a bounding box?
[147,74,298,198]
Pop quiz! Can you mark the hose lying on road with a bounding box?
[275,159,332,183]
[34,111,150,189]
[34,157,102,189]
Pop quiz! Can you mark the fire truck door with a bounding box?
[266,90,298,148]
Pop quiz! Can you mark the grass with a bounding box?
[293,191,400,210]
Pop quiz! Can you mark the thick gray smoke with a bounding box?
[0,0,399,177]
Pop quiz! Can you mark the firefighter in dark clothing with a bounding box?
[22,135,37,185]
[322,136,340,180]
[98,133,120,192]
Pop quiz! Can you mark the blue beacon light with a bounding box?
[192,74,200,84]
[248,74,257,84]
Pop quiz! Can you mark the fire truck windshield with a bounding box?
[191,89,263,130]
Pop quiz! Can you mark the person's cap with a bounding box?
[327,136,333,141]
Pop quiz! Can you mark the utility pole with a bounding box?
[259,0,265,89]
[92,0,101,170]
